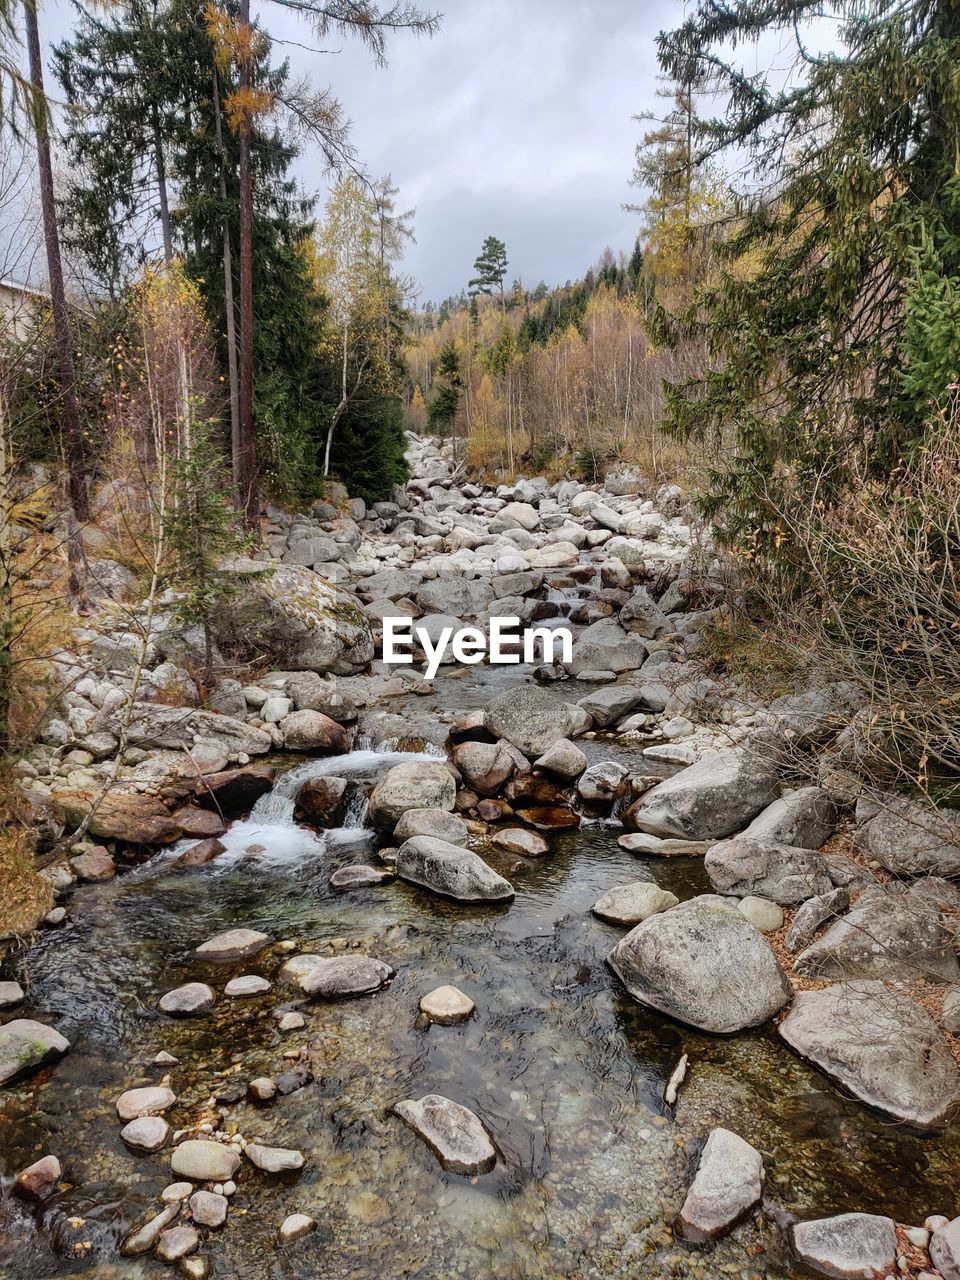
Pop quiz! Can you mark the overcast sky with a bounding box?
[262,0,670,303]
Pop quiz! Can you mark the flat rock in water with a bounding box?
[116,1085,176,1121]
[279,1213,316,1244]
[624,749,778,841]
[778,981,960,1128]
[171,1140,242,1182]
[617,832,712,857]
[677,1128,764,1243]
[159,983,216,1016]
[245,1143,305,1173]
[0,981,24,1008]
[195,927,270,960]
[0,1019,70,1086]
[592,882,678,926]
[394,808,469,844]
[293,954,394,1000]
[329,864,396,889]
[121,1116,170,1152]
[490,828,549,858]
[419,985,475,1024]
[393,1094,496,1175]
[368,761,456,830]
[607,895,791,1034]
[120,1205,180,1257]
[224,975,271,997]
[791,1213,897,1279]
[396,836,515,902]
[14,1155,61,1201]
[157,1224,199,1262]
[189,1190,228,1228]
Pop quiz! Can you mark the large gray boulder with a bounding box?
[625,749,779,841]
[393,1094,496,1175]
[794,884,960,983]
[931,1218,960,1280]
[741,787,837,849]
[100,703,271,758]
[705,837,833,906]
[484,686,575,758]
[860,796,960,877]
[396,836,514,903]
[566,619,647,676]
[676,1128,764,1243]
[292,955,394,1000]
[415,577,494,618]
[576,686,643,728]
[763,681,863,746]
[212,561,373,674]
[393,808,469,845]
[0,1020,70,1086]
[368,760,456,830]
[790,1213,897,1280]
[618,588,669,638]
[607,895,791,1033]
[779,981,960,1128]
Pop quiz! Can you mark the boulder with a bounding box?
[100,703,272,758]
[159,983,216,1016]
[14,1154,61,1201]
[172,807,227,837]
[521,805,579,831]
[116,1085,176,1121]
[534,739,588,780]
[0,1019,70,1086]
[280,710,350,753]
[196,765,275,815]
[245,1143,305,1173]
[784,888,850,952]
[566,619,647,676]
[576,686,643,728]
[861,796,960,877]
[607,895,791,1033]
[736,896,784,932]
[52,788,181,845]
[779,981,960,1128]
[790,1213,897,1280]
[677,1128,764,1243]
[295,776,350,827]
[195,927,270,961]
[489,828,549,857]
[368,760,456,830]
[171,1140,241,1182]
[741,787,837,849]
[451,742,516,796]
[624,749,778,841]
[763,682,863,746]
[484,686,575,758]
[393,808,469,844]
[705,838,833,906]
[295,955,394,1000]
[931,1218,960,1280]
[393,1094,496,1175]
[172,838,226,869]
[69,846,116,881]
[419,985,475,1025]
[579,761,630,804]
[415,578,494,618]
[396,836,514,902]
[618,588,669,638]
[592,882,678,926]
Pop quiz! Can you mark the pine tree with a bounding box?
[427,337,462,452]
[469,235,509,312]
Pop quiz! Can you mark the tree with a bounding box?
[427,337,462,454]
[469,235,509,312]
[655,0,960,564]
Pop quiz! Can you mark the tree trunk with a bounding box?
[323,325,349,476]
[0,394,12,756]
[152,102,173,266]
[24,0,89,538]
[212,66,241,503]
[237,0,258,530]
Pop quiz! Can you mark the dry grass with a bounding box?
[0,820,52,936]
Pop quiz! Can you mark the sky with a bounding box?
[251,0,672,303]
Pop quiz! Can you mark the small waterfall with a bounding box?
[343,790,369,828]
[248,791,296,825]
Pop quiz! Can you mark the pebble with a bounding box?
[224,975,272,997]
[120,1205,179,1257]
[194,928,270,960]
[907,1227,931,1249]
[189,1190,228,1228]
[0,981,25,1008]
[276,1011,306,1032]
[279,1213,317,1244]
[120,1115,170,1152]
[161,1182,194,1204]
[116,1086,176,1121]
[157,1224,199,1262]
[154,1051,180,1065]
[419,985,476,1025]
[244,1143,306,1173]
[178,1258,211,1280]
[170,1140,242,1182]
[248,1076,278,1102]
[13,1154,61,1201]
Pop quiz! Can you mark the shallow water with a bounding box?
[2,681,959,1280]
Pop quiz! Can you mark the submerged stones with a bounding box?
[223,975,272,997]
[159,983,216,1017]
[396,835,515,902]
[279,1213,316,1244]
[189,1190,228,1228]
[120,1204,180,1257]
[194,927,270,961]
[116,1085,177,1120]
[489,827,549,858]
[607,895,791,1033]
[790,1213,897,1280]
[393,1094,497,1175]
[121,1116,170,1152]
[171,1140,242,1182]
[419,985,475,1025]
[329,864,396,889]
[676,1128,764,1243]
[0,1019,70,1086]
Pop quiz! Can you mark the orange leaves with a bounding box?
[224,85,272,130]
[204,2,267,73]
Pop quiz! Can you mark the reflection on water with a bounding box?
[2,725,957,1279]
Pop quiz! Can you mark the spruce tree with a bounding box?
[469,235,509,311]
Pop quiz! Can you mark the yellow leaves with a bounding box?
[225,86,272,130]
[204,2,266,73]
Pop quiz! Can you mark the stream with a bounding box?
[2,663,959,1280]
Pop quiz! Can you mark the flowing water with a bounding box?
[2,700,960,1280]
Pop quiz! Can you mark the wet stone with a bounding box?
[791,1212,897,1280]
[159,983,216,1017]
[194,927,270,960]
[591,882,678,926]
[489,828,549,858]
[116,1085,176,1121]
[279,1213,317,1244]
[161,1182,194,1204]
[275,1068,313,1095]
[276,1011,306,1032]
[0,1018,70,1086]
[14,1154,61,1201]
[121,1115,170,1152]
[0,981,25,1008]
[157,1224,200,1262]
[171,1140,242,1182]
[290,954,395,1000]
[224,974,272,997]
[248,1076,278,1102]
[329,864,396,889]
[179,1257,211,1280]
[393,1094,497,1175]
[188,1190,228,1228]
[245,1143,306,1173]
[677,1127,764,1243]
[120,1204,179,1257]
[419,985,475,1025]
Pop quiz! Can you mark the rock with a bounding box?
[101,703,272,759]
[489,827,549,857]
[288,954,394,999]
[578,760,630,804]
[618,588,669,638]
[120,1205,180,1256]
[764,681,863,745]
[196,765,275,816]
[607,895,791,1033]
[224,975,271,997]
[296,775,351,827]
[624,749,778,841]
[742,787,837,849]
[14,1154,61,1201]
[534,738,588,780]
[705,837,833,906]
[779,981,960,1128]
[280,709,350,753]
[212,562,373,673]
[159,983,216,1016]
[161,1182,193,1203]
[591,882,678,926]
[736,896,784,932]
[116,1086,177,1121]
[419,985,475,1024]
[931,1218,960,1280]
[576,686,643,728]
[451,742,516,796]
[791,1213,897,1280]
[329,864,395,888]
[397,836,515,902]
[189,1190,228,1228]
[943,986,960,1034]
[521,805,579,831]
[277,1011,306,1032]
[394,808,469,845]
[173,838,226,868]
[784,888,850,952]
[157,1225,200,1263]
[195,927,270,961]
[0,1019,70,1086]
[415,577,494,618]
[121,1115,170,1152]
[69,846,116,881]
[245,1143,305,1173]
[171,1140,242,1182]
[393,1094,496,1175]
[52,788,181,845]
[279,1213,317,1244]
[861,796,960,877]
[483,686,575,758]
[618,832,713,857]
[677,1128,764,1243]
[0,981,25,1008]
[794,884,959,982]
[368,760,456,829]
